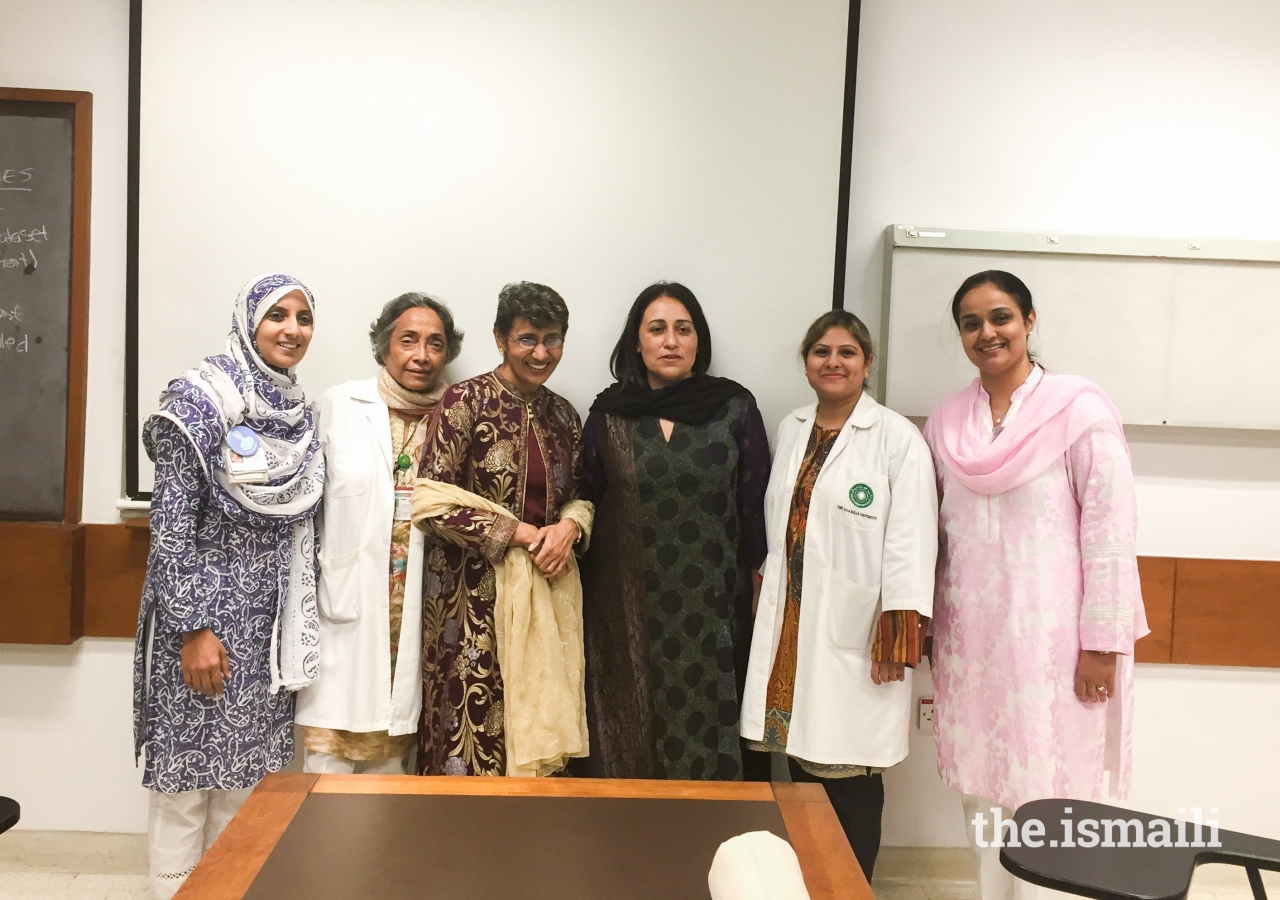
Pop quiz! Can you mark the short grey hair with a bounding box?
[494,281,569,336]
[369,292,464,365]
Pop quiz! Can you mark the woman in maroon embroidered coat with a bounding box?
[415,282,586,776]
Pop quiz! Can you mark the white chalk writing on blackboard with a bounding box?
[1,225,48,243]
[0,148,38,352]
[0,168,34,192]
[0,248,36,271]
[0,107,77,518]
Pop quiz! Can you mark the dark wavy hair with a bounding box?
[369,292,464,365]
[950,270,1034,326]
[609,282,713,389]
[950,270,1037,362]
[494,281,569,336]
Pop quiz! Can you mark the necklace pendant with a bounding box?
[396,453,412,471]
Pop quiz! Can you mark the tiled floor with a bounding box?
[1,833,1276,899]
[0,832,149,900]
[872,848,982,900]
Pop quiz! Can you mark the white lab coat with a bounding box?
[740,392,938,768]
[295,378,424,736]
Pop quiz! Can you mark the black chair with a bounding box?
[1001,799,1280,900]
[0,797,18,835]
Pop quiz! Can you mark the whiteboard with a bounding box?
[880,226,1280,430]
[134,0,848,492]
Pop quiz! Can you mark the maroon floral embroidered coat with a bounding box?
[415,370,585,776]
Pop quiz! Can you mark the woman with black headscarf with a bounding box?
[578,282,770,781]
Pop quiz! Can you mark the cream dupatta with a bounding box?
[411,479,594,776]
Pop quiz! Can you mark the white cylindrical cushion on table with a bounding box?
[708,830,812,900]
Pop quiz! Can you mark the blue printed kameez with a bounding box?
[132,419,302,793]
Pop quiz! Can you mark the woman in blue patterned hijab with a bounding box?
[151,272,323,509]
[133,273,324,900]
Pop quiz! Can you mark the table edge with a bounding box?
[173,772,317,900]
[773,782,876,900]
[311,773,777,800]
[174,774,871,900]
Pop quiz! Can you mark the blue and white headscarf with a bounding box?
[145,273,325,692]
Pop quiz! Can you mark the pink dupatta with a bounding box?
[928,372,1127,495]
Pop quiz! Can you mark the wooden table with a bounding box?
[175,773,872,900]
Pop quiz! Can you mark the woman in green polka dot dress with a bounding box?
[577,282,771,781]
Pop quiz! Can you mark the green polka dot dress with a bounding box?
[580,394,771,780]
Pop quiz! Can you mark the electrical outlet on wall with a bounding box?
[917,696,934,731]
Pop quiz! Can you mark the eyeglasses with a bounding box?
[512,334,564,350]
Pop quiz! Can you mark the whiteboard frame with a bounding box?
[877,223,1280,406]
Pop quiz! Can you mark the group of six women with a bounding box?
[134,272,1146,900]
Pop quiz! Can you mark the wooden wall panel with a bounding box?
[1171,558,1280,668]
[84,523,150,637]
[63,89,92,524]
[1135,556,1175,663]
[9,523,1280,666]
[0,522,84,644]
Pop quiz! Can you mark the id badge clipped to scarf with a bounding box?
[225,424,269,484]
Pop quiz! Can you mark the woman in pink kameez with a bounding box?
[923,270,1148,900]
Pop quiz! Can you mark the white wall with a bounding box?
[3,0,1279,840]
[131,0,847,493]
[0,0,149,833]
[2,0,844,831]
[0,641,144,832]
[0,2,131,528]
[846,0,1280,845]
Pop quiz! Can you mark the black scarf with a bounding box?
[589,374,748,426]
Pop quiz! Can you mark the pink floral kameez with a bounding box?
[924,368,1148,811]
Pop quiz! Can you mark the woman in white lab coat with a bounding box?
[295,293,464,773]
[740,310,938,879]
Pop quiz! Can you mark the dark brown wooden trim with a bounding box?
[773,781,874,900]
[65,91,92,524]
[30,521,1280,665]
[0,88,92,525]
[1170,558,1280,667]
[1136,556,1175,663]
[84,523,149,637]
[0,522,84,644]
[311,773,776,801]
[176,773,318,900]
[0,87,92,105]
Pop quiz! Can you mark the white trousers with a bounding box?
[961,793,1038,900]
[302,747,410,775]
[148,787,252,900]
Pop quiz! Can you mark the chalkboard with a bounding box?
[0,90,90,522]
